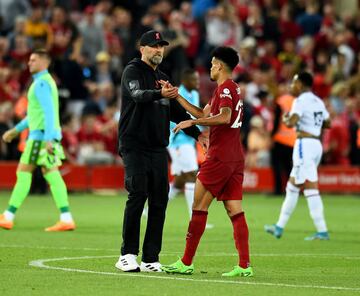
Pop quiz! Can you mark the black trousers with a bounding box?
[120,148,169,263]
[271,142,293,195]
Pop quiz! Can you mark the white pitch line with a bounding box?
[2,244,360,259]
[29,255,360,292]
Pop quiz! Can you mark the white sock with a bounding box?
[276,182,300,228]
[184,182,195,218]
[168,183,180,200]
[4,210,15,221]
[60,212,73,223]
[304,189,328,233]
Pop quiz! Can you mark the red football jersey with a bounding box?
[207,79,244,162]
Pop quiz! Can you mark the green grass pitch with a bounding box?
[0,192,359,296]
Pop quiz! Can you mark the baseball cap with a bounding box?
[139,30,169,47]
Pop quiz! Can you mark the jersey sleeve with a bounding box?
[289,97,304,117]
[322,104,330,120]
[123,65,162,103]
[217,84,234,109]
[15,117,29,132]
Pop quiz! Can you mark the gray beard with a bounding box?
[150,55,163,66]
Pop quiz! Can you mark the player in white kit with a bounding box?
[265,72,331,241]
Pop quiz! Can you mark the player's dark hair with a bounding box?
[211,46,239,71]
[297,72,313,88]
[181,68,196,80]
[33,48,51,61]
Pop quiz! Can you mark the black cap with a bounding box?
[139,30,169,47]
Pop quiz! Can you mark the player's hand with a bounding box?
[2,128,19,143]
[46,141,54,155]
[173,120,194,133]
[161,84,178,99]
[282,112,290,124]
[198,132,209,153]
[159,80,173,88]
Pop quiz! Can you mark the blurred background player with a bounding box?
[0,49,75,232]
[168,68,200,216]
[265,72,331,241]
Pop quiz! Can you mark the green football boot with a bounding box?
[161,259,194,275]
[222,266,254,277]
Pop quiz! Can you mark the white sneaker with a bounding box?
[115,254,140,272]
[140,261,162,272]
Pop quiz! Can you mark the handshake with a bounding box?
[159,80,179,99]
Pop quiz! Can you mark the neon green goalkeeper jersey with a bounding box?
[16,70,62,141]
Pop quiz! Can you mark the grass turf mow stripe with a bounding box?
[28,255,360,293]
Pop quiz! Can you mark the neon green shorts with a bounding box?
[20,140,66,169]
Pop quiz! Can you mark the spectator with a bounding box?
[271,93,296,195]
[0,0,31,34]
[323,105,350,165]
[49,6,81,60]
[179,2,200,66]
[77,113,114,164]
[78,5,106,64]
[0,102,18,160]
[24,6,53,50]
[246,115,271,168]
[7,15,29,51]
[296,2,322,36]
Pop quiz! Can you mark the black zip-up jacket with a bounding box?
[118,58,201,153]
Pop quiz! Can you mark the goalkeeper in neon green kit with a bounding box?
[0,49,75,231]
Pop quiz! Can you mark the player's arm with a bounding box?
[175,94,207,118]
[322,108,331,129]
[283,113,299,128]
[2,117,28,143]
[322,118,331,129]
[170,99,201,140]
[284,98,302,128]
[194,106,231,126]
[173,107,231,133]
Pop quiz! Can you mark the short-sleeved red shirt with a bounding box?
[206,79,244,163]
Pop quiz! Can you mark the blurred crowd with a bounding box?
[0,0,359,167]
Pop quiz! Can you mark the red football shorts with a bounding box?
[197,158,244,201]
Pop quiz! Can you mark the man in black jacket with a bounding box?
[115,30,206,273]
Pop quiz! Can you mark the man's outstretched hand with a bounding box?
[159,80,178,99]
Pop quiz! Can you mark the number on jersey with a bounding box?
[231,100,243,128]
[313,111,323,127]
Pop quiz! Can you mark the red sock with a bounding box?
[231,212,250,268]
[181,210,208,266]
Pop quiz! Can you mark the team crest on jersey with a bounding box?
[220,88,232,99]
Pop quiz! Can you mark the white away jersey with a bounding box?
[289,91,329,137]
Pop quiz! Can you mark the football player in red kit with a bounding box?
[161,46,253,277]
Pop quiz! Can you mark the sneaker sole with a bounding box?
[115,264,140,272]
[162,269,194,275]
